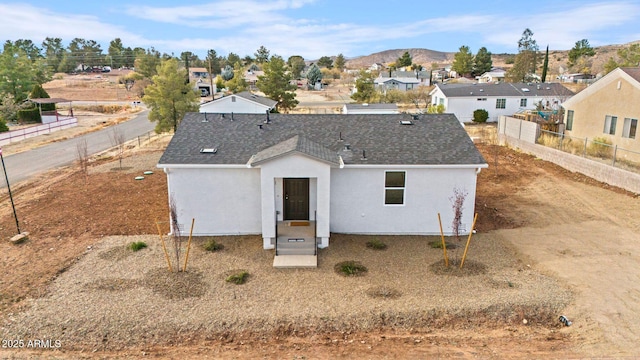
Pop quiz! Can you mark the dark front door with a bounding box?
[283,178,309,220]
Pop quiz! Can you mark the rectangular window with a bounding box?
[477,98,487,101]
[566,110,574,131]
[603,115,617,135]
[439,98,444,105]
[623,118,638,139]
[496,98,506,109]
[231,96,236,102]
[384,171,405,205]
[520,98,527,107]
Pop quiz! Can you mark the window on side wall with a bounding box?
[603,115,617,135]
[520,98,527,107]
[566,110,574,131]
[623,118,638,139]
[496,98,506,109]
[384,171,405,205]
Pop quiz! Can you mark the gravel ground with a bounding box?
[0,232,572,351]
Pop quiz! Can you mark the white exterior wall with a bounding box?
[330,167,479,235]
[257,154,332,248]
[165,167,262,235]
[199,96,270,113]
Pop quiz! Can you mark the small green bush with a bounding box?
[226,271,249,285]
[0,120,8,133]
[127,241,147,252]
[334,261,368,277]
[17,107,41,123]
[473,109,489,123]
[429,240,457,249]
[203,239,224,252]
[366,239,387,250]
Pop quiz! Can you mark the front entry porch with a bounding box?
[273,220,317,268]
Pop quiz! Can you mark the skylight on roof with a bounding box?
[400,120,413,125]
[200,148,217,154]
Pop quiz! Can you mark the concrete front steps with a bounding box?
[273,255,317,268]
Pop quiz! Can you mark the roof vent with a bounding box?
[521,88,530,92]
[200,148,217,154]
[257,124,263,129]
[400,120,413,125]
[546,87,551,90]
[479,88,484,92]
[411,114,419,120]
[361,149,367,160]
[344,143,351,151]
[338,131,343,142]
[202,113,209,122]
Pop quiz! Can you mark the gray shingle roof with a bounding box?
[621,67,640,83]
[250,135,340,166]
[436,82,574,97]
[158,113,487,166]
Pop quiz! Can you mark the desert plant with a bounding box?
[203,239,223,252]
[429,240,457,249]
[128,241,147,251]
[169,195,183,272]
[450,187,468,243]
[473,109,489,123]
[587,136,613,159]
[109,127,126,169]
[334,261,368,276]
[366,239,387,250]
[76,138,89,175]
[226,271,249,284]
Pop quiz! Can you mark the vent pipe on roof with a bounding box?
[361,149,367,160]
[203,112,208,122]
[339,131,343,141]
[344,143,351,151]
[257,124,263,129]
[264,109,270,124]
[231,112,234,121]
[220,113,225,119]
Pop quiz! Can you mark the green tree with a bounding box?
[206,49,221,75]
[568,39,595,68]
[472,47,492,77]
[507,28,539,82]
[134,48,162,78]
[603,57,619,75]
[242,55,254,66]
[0,93,26,123]
[317,56,333,69]
[306,63,322,89]
[41,37,64,72]
[29,84,55,110]
[473,109,488,123]
[541,45,549,82]
[397,51,412,67]
[14,39,41,61]
[617,43,640,67]
[225,62,247,93]
[287,55,306,79]
[427,103,445,114]
[142,58,198,133]
[257,55,298,112]
[0,42,38,102]
[350,70,376,103]
[254,46,270,64]
[226,52,241,68]
[220,65,234,81]
[108,38,125,69]
[452,45,473,77]
[334,53,346,71]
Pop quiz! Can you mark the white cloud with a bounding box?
[0,3,147,47]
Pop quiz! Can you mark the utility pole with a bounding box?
[208,58,214,98]
[0,148,20,234]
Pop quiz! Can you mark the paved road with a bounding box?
[0,110,155,188]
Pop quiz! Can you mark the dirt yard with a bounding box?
[0,120,639,358]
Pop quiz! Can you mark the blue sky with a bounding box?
[1,0,639,60]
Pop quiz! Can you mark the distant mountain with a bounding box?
[345,48,454,69]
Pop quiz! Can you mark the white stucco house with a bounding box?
[199,91,277,114]
[158,113,487,259]
[374,76,421,92]
[342,103,399,114]
[429,82,574,123]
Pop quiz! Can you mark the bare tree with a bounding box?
[450,187,468,243]
[109,126,125,169]
[169,195,183,272]
[76,138,89,175]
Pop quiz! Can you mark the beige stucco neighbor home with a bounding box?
[562,67,640,154]
[157,113,487,266]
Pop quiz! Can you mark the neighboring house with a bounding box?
[157,113,487,254]
[343,103,399,114]
[374,76,420,92]
[369,63,385,72]
[190,67,209,78]
[478,68,506,83]
[429,82,574,123]
[199,91,277,113]
[381,70,432,87]
[244,69,264,90]
[559,73,595,83]
[561,67,640,155]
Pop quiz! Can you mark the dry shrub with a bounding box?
[143,267,207,299]
[429,259,488,276]
[366,285,401,299]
